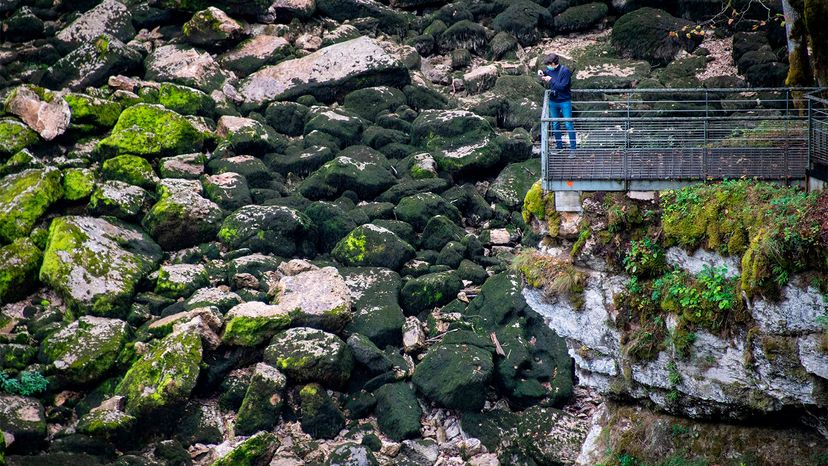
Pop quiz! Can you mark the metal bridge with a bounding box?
[540,87,828,191]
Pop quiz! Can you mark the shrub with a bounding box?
[0,370,48,396]
[623,238,666,278]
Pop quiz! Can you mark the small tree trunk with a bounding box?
[782,0,813,87]
[804,0,828,87]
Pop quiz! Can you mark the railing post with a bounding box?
[808,95,813,177]
[703,90,709,180]
[624,93,630,188]
[785,89,790,180]
[541,90,549,192]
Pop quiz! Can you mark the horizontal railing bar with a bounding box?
[571,87,824,94]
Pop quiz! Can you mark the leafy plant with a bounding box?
[0,370,49,396]
[698,265,735,311]
[624,237,666,278]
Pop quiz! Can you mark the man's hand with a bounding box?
[550,90,558,97]
[541,76,551,83]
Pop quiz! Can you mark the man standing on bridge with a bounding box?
[540,53,577,154]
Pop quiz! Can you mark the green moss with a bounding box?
[115,330,202,416]
[0,168,64,243]
[96,103,205,159]
[221,314,292,346]
[62,168,96,201]
[0,237,42,304]
[102,154,157,189]
[64,93,122,128]
[522,181,560,236]
[158,83,214,116]
[211,432,278,466]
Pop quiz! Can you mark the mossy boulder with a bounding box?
[88,180,152,220]
[400,270,463,314]
[394,192,462,231]
[554,2,608,33]
[488,160,542,209]
[275,266,352,332]
[155,263,209,299]
[303,109,365,148]
[342,267,405,347]
[62,168,96,201]
[216,115,287,154]
[64,93,123,128]
[299,147,397,201]
[611,7,704,65]
[55,0,135,50]
[303,201,357,253]
[299,382,346,439]
[39,216,162,317]
[39,316,129,385]
[315,0,410,35]
[412,340,494,411]
[333,224,415,271]
[343,86,407,122]
[158,83,215,117]
[115,329,203,417]
[142,179,224,250]
[0,395,47,445]
[374,382,422,441]
[421,215,466,251]
[265,101,309,137]
[96,104,205,159]
[235,363,286,435]
[439,20,487,55]
[410,110,500,174]
[159,153,206,180]
[0,120,38,158]
[182,6,243,47]
[101,155,158,190]
[222,301,293,347]
[202,172,252,211]
[0,167,63,243]
[76,404,136,441]
[492,1,553,46]
[42,34,142,90]
[212,431,278,466]
[0,238,42,304]
[218,205,314,256]
[264,327,353,388]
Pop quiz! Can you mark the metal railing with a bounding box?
[540,87,827,191]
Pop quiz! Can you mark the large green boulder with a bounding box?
[492,1,552,46]
[222,302,292,347]
[264,327,353,388]
[182,6,243,47]
[158,83,215,117]
[343,86,407,122]
[96,104,205,159]
[412,340,493,411]
[374,382,422,441]
[88,180,152,220]
[554,2,608,33]
[101,154,159,190]
[410,110,500,174]
[218,205,314,256]
[212,431,278,466]
[115,329,203,417]
[300,147,397,201]
[316,0,410,35]
[64,93,123,128]
[611,7,703,65]
[342,267,405,347]
[0,168,63,243]
[154,263,209,299]
[235,363,286,435]
[438,20,487,54]
[39,316,129,385]
[400,270,463,314]
[488,160,542,209]
[333,224,415,270]
[420,215,466,251]
[299,383,346,439]
[394,192,462,231]
[0,238,42,304]
[303,201,357,253]
[62,168,96,201]
[39,216,162,317]
[0,119,38,157]
[304,108,364,147]
[142,179,224,250]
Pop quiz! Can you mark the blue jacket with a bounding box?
[544,65,572,102]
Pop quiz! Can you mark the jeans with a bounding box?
[548,100,576,150]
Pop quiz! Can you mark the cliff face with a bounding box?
[520,181,828,462]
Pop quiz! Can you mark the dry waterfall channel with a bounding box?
[0,0,826,465]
